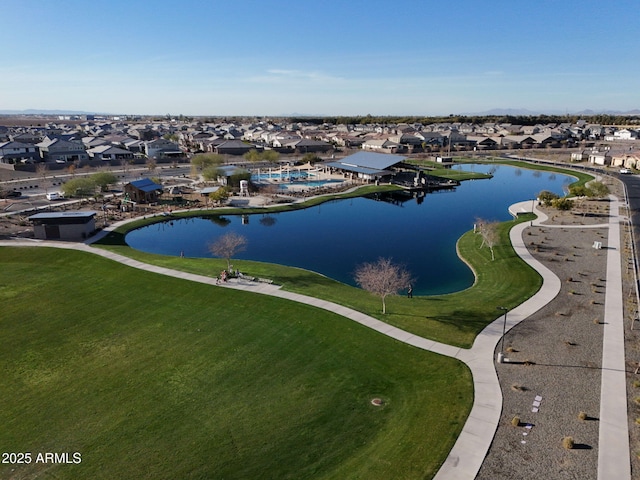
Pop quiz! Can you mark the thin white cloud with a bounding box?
[246,68,344,84]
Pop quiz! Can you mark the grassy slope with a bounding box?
[98,213,538,348]
[0,247,471,480]
[94,159,585,347]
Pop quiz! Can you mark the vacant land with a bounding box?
[0,247,471,480]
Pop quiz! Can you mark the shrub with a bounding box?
[553,197,574,211]
[62,177,96,197]
[511,416,520,427]
[91,171,118,192]
[562,436,575,449]
[538,190,559,206]
[578,411,587,421]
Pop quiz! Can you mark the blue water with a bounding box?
[278,179,344,190]
[126,164,574,295]
[252,171,316,180]
[252,170,342,189]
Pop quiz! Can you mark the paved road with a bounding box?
[619,173,640,263]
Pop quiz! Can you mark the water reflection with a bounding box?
[126,164,575,295]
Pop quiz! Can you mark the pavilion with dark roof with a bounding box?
[324,151,406,181]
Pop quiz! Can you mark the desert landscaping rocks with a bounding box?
[479,177,637,479]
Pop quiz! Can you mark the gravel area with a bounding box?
[478,177,639,479]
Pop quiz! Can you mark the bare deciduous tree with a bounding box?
[354,257,413,314]
[36,163,49,194]
[208,232,248,271]
[146,158,157,174]
[476,218,500,261]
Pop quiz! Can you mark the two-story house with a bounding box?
[0,141,41,165]
[36,138,88,163]
[143,138,183,160]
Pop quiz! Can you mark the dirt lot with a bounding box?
[478,176,640,479]
[0,190,209,240]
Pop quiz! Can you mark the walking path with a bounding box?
[598,196,631,479]
[0,197,630,479]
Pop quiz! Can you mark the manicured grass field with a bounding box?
[0,247,471,480]
[95,159,589,348]
[98,213,538,348]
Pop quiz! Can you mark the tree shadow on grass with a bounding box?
[572,443,593,450]
[424,310,493,332]
[277,271,347,290]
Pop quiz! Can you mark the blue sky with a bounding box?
[1,0,638,116]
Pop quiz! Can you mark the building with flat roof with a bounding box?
[29,211,97,240]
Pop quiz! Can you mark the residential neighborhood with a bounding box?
[4,0,640,478]
[1,115,640,173]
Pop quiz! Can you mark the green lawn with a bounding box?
[0,247,471,480]
[0,161,593,478]
[97,213,539,348]
[94,159,586,347]
[404,158,494,181]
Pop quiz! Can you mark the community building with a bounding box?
[29,211,97,240]
[323,151,406,182]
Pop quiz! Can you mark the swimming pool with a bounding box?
[252,171,317,181]
[277,179,345,190]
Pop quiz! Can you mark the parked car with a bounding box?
[46,192,64,200]
[620,168,632,174]
[0,190,22,198]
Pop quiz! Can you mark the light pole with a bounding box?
[497,306,508,363]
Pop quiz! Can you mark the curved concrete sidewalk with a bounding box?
[0,196,630,479]
[506,197,631,480]
[433,202,563,479]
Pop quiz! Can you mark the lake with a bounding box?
[125,164,574,295]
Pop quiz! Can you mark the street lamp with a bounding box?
[496,306,508,363]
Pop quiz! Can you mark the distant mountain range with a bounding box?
[466,108,640,116]
[0,109,102,115]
